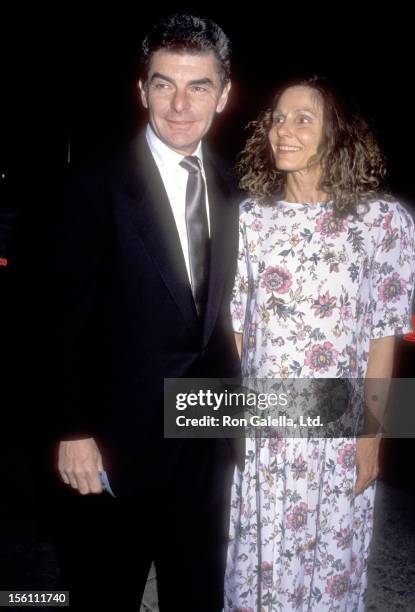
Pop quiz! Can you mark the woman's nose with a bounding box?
[277,120,292,137]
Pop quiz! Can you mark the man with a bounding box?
[55,13,240,612]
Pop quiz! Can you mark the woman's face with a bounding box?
[268,85,324,173]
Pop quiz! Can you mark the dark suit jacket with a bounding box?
[55,131,241,495]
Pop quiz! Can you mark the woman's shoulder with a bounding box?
[238,196,276,218]
[364,198,415,227]
[360,199,415,254]
[238,196,258,215]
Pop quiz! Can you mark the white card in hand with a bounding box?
[99,470,116,497]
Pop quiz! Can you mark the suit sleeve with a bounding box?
[51,168,108,439]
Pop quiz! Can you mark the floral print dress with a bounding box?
[224,199,415,611]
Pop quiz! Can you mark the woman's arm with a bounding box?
[355,335,395,496]
[366,336,395,378]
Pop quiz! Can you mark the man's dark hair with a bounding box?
[140,12,231,87]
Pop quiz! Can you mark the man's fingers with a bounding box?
[75,473,90,495]
[97,454,104,473]
[63,470,103,494]
[58,463,76,488]
[60,472,70,485]
[66,471,79,491]
[72,468,103,495]
[86,469,103,494]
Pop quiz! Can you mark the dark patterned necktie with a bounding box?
[179,155,210,318]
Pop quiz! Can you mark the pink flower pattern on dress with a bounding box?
[260,266,292,294]
[325,571,350,599]
[250,218,263,232]
[286,502,308,531]
[311,291,337,317]
[315,211,347,236]
[337,443,356,469]
[305,341,339,372]
[334,526,354,550]
[378,272,407,303]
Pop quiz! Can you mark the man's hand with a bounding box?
[354,436,380,496]
[58,438,104,495]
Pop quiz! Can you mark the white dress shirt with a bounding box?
[145,124,210,285]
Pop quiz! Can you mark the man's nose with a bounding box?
[171,89,190,113]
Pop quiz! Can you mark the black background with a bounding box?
[63,5,414,205]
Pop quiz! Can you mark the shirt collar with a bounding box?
[146,124,204,170]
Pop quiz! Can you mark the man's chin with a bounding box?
[165,136,199,155]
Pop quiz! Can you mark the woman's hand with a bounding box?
[354,436,380,496]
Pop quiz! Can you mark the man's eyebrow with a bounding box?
[188,78,215,87]
[150,72,174,84]
[150,73,215,87]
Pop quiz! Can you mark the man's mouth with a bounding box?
[166,119,195,127]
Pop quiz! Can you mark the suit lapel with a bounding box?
[203,151,235,345]
[117,134,235,345]
[120,133,199,339]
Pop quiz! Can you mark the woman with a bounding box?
[224,77,415,611]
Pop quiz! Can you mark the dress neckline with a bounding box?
[277,199,330,206]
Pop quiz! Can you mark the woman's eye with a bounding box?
[191,86,207,93]
[298,115,312,124]
[273,116,284,124]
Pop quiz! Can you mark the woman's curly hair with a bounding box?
[237,76,389,217]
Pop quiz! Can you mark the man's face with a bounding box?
[138,50,231,155]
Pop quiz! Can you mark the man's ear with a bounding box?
[138,79,148,109]
[216,81,231,114]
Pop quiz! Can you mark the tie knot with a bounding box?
[180,156,201,174]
